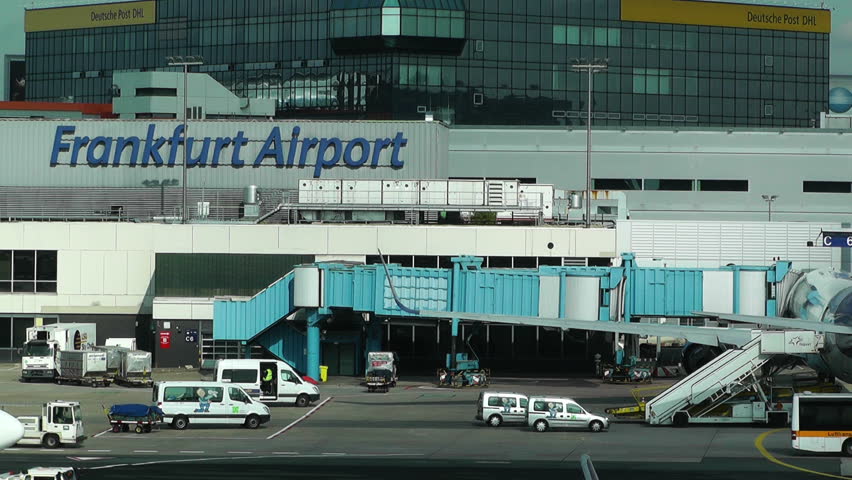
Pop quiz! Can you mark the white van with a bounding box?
[475,391,529,427]
[214,359,320,407]
[153,381,270,430]
[527,396,609,433]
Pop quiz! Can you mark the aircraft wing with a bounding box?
[418,310,753,347]
[695,312,852,335]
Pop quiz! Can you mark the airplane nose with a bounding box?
[0,412,25,449]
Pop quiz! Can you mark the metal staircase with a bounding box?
[645,336,770,425]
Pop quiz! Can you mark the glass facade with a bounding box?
[25,0,828,127]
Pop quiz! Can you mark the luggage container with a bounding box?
[105,404,163,434]
[55,350,110,387]
[116,350,153,387]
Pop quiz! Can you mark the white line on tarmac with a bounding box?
[87,450,112,453]
[133,450,158,453]
[3,448,21,451]
[266,396,334,440]
[179,451,205,454]
[93,429,111,438]
[321,453,346,456]
[273,452,299,455]
[88,464,129,470]
[227,451,253,454]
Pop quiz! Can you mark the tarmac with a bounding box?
[0,365,849,479]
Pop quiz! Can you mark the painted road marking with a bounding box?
[755,429,845,480]
[227,451,253,454]
[266,396,333,440]
[179,451,205,454]
[273,452,299,455]
[93,429,111,438]
[88,464,129,470]
[322,452,346,456]
[133,450,158,453]
[87,450,112,453]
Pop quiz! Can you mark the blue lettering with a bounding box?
[390,132,407,168]
[71,136,90,166]
[287,127,300,167]
[371,138,392,167]
[315,138,342,177]
[114,137,140,166]
[141,124,166,166]
[343,138,370,167]
[86,137,113,166]
[255,127,284,166]
[231,131,249,167]
[187,137,212,166]
[50,126,75,166]
[167,125,185,166]
[211,137,232,167]
[299,138,319,167]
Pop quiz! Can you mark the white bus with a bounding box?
[792,392,852,456]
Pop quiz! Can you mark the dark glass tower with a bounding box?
[25,0,829,127]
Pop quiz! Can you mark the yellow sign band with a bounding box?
[621,0,830,34]
[26,1,157,33]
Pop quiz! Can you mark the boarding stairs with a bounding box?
[645,331,823,425]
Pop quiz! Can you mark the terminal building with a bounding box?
[0,0,847,373]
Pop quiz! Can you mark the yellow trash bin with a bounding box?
[319,365,328,383]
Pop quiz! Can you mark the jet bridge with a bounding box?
[213,253,793,381]
[645,329,825,426]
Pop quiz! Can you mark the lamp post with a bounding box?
[762,194,778,222]
[166,55,204,224]
[571,58,608,228]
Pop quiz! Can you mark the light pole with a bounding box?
[572,58,608,228]
[166,55,204,224]
[762,194,778,222]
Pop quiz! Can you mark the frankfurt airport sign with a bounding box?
[49,125,408,178]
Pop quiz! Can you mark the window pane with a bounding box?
[803,181,852,193]
[12,318,34,349]
[36,282,57,293]
[382,12,400,35]
[594,27,607,46]
[594,179,643,190]
[608,28,621,47]
[633,75,645,94]
[13,282,34,293]
[553,25,566,44]
[36,251,57,281]
[699,180,749,192]
[0,252,10,280]
[13,251,35,281]
[580,26,593,45]
[567,26,579,45]
[645,179,693,191]
[0,318,10,348]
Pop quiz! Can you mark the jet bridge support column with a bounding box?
[306,309,327,381]
[450,318,460,370]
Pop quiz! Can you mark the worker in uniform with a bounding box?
[262,367,274,396]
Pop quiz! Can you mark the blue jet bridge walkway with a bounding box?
[213,254,791,380]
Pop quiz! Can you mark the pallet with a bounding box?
[55,376,111,388]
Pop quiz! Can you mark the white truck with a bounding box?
[16,401,85,449]
[0,467,79,480]
[21,324,97,381]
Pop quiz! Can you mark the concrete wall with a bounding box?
[113,72,276,119]
[617,220,842,270]
[449,127,852,223]
[0,222,616,316]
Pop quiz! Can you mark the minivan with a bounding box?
[154,381,270,430]
[475,391,529,427]
[527,396,609,433]
[215,359,320,407]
